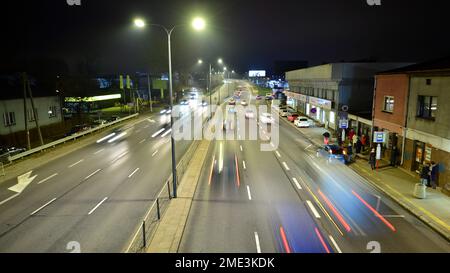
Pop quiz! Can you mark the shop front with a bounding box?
[309,96,333,129]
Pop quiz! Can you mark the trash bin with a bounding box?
[413,183,427,199]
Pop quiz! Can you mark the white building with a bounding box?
[1,96,62,135]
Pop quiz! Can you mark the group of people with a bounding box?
[420,161,439,189]
[338,128,369,154]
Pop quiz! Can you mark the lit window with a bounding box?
[417,95,437,119]
[383,96,394,113]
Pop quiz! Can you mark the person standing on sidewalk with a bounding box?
[420,163,430,186]
[390,146,398,167]
[356,137,362,154]
[352,134,358,149]
[361,134,367,151]
[369,148,376,170]
[430,161,439,189]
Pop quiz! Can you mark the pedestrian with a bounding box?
[430,161,439,189]
[348,129,355,143]
[369,148,376,170]
[352,134,358,148]
[356,138,362,154]
[361,134,367,150]
[420,163,430,186]
[390,146,398,167]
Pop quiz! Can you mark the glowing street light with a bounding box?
[192,17,206,31]
[218,58,223,64]
[198,59,203,64]
[134,18,146,28]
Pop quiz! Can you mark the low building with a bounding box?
[285,62,411,133]
[1,96,63,143]
[373,58,450,188]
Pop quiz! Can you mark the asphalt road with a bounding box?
[179,82,450,253]
[0,83,231,253]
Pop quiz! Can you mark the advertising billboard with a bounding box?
[249,70,266,77]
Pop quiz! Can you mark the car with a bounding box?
[228,98,236,105]
[65,124,91,136]
[294,117,312,128]
[318,145,345,163]
[287,113,299,122]
[245,109,255,119]
[240,100,248,106]
[107,115,120,122]
[93,119,108,126]
[265,95,273,101]
[201,100,208,107]
[256,95,263,100]
[180,99,188,105]
[280,109,290,117]
[260,113,274,124]
[0,147,26,161]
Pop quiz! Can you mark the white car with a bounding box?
[294,117,312,128]
[280,109,289,117]
[260,113,274,124]
[241,100,248,106]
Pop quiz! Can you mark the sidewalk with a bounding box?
[147,140,210,253]
[282,118,450,241]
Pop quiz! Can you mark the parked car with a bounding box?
[66,124,91,136]
[228,98,236,105]
[107,115,120,122]
[287,113,299,122]
[280,109,290,117]
[294,117,312,128]
[256,95,263,100]
[240,99,248,106]
[260,113,274,124]
[0,147,27,162]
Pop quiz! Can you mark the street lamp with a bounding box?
[197,58,224,116]
[198,59,203,64]
[134,16,206,198]
[218,58,223,64]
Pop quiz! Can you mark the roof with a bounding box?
[377,56,450,75]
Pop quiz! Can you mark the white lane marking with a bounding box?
[68,159,84,168]
[305,144,313,150]
[329,235,342,253]
[254,232,261,253]
[247,185,252,200]
[306,200,321,218]
[0,193,20,206]
[88,197,108,215]
[139,139,146,144]
[161,129,172,137]
[128,168,140,178]
[96,133,116,143]
[243,161,247,170]
[240,145,243,152]
[37,173,58,184]
[94,149,104,155]
[282,162,290,171]
[270,142,275,148]
[292,178,302,190]
[275,151,281,158]
[85,169,101,180]
[30,198,57,215]
[382,215,405,218]
[152,128,166,138]
[152,150,159,157]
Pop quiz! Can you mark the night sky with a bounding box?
[2,0,450,76]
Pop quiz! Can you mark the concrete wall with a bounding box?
[0,96,62,135]
[407,75,450,140]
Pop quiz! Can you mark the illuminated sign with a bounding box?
[65,94,122,102]
[309,97,332,110]
[249,70,266,77]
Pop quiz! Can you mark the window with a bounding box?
[48,106,57,118]
[383,96,394,113]
[27,108,38,122]
[417,95,437,119]
[426,79,432,85]
[3,112,16,127]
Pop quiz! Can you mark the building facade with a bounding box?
[1,96,62,136]
[285,63,410,132]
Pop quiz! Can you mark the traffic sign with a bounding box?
[339,119,348,129]
[373,131,386,143]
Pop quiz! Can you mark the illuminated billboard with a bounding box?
[248,70,266,77]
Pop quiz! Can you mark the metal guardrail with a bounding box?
[125,139,201,253]
[0,162,4,176]
[7,113,139,163]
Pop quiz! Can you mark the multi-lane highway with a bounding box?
[0,84,231,253]
[180,82,450,253]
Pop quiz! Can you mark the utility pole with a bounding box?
[26,75,44,146]
[147,73,153,112]
[22,73,31,150]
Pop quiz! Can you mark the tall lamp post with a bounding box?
[134,17,206,198]
[197,58,224,116]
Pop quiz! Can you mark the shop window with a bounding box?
[383,96,394,113]
[416,95,437,120]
